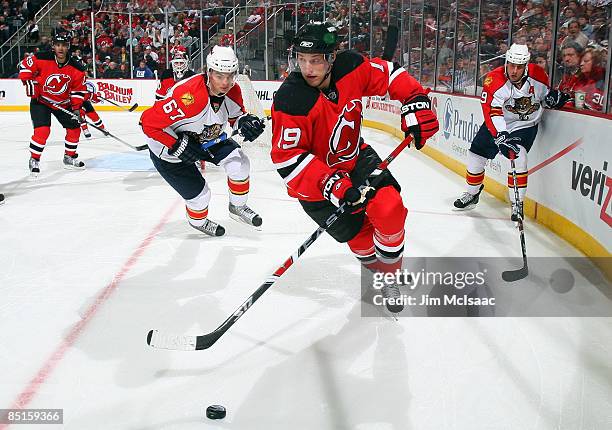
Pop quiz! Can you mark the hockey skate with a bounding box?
[0,193,4,205]
[453,184,484,210]
[229,203,263,228]
[29,157,40,179]
[511,201,524,222]
[63,154,85,170]
[190,218,226,237]
[381,283,404,314]
[81,124,92,139]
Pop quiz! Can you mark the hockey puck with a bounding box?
[206,405,226,420]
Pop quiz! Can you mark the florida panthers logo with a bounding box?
[505,96,540,120]
[44,74,71,95]
[327,99,362,167]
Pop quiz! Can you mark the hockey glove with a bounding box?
[544,89,571,109]
[321,171,374,208]
[23,80,39,99]
[237,114,265,142]
[400,94,439,149]
[495,131,520,159]
[169,133,210,163]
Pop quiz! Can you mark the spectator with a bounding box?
[119,62,130,79]
[574,47,606,111]
[577,15,594,39]
[103,61,123,78]
[75,0,89,11]
[37,36,51,52]
[558,42,583,92]
[26,19,38,42]
[561,19,589,50]
[134,59,154,78]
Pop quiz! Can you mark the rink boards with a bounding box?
[0,78,609,267]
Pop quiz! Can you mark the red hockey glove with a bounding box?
[23,80,39,99]
[400,94,439,149]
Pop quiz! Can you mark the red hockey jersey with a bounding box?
[18,51,87,108]
[141,73,247,162]
[271,50,426,201]
[154,68,196,100]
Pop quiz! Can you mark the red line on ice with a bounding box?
[1,200,180,427]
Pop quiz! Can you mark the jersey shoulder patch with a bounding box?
[273,73,320,116]
[331,50,365,82]
[483,67,507,92]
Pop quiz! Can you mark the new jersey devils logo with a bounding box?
[44,74,71,95]
[327,99,362,167]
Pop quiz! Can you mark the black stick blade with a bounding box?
[129,103,139,112]
[382,25,399,61]
[135,144,148,151]
[502,266,528,282]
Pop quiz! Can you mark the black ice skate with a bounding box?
[190,219,226,237]
[29,157,40,179]
[381,284,404,314]
[0,193,4,205]
[229,203,262,228]
[511,201,524,222]
[63,154,85,170]
[453,184,484,210]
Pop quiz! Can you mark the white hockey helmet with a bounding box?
[171,48,190,79]
[506,43,531,65]
[206,45,239,74]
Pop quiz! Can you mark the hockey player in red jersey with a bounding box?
[270,22,439,313]
[141,45,266,236]
[18,34,88,178]
[453,43,570,221]
[155,46,195,101]
[79,80,106,138]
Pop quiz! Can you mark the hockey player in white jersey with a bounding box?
[453,44,570,221]
[140,45,266,236]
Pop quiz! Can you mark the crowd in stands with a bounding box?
[1,0,44,44]
[5,0,610,112]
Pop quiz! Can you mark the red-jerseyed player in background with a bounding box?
[453,43,570,221]
[271,22,439,314]
[141,46,266,237]
[18,34,88,178]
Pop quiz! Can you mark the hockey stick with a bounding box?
[502,154,528,282]
[147,135,414,351]
[95,93,139,112]
[382,25,399,61]
[41,97,148,151]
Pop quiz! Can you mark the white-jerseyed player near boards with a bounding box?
[140,45,266,236]
[453,43,571,221]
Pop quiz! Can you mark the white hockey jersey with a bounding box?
[481,63,550,135]
[140,73,246,163]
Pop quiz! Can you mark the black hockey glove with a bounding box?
[400,94,439,149]
[321,171,375,208]
[169,133,210,163]
[237,114,265,142]
[495,131,520,159]
[544,89,571,109]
